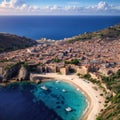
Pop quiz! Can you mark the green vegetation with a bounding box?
[101,69,120,92]
[97,69,120,120]
[0,33,36,53]
[77,73,81,76]
[78,73,103,88]
[53,58,61,63]
[96,116,102,120]
[77,72,120,120]
[68,24,120,43]
[65,59,80,65]
[83,73,91,79]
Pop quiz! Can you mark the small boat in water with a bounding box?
[65,107,72,112]
[56,80,60,83]
[62,89,67,92]
[76,88,80,91]
[40,86,48,91]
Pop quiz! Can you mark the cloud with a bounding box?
[0,0,24,8]
[96,1,109,10]
[85,1,120,15]
[0,0,120,15]
[89,1,112,11]
[0,0,36,14]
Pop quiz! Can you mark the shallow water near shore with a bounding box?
[0,81,87,120]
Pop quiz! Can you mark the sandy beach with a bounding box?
[34,73,105,120]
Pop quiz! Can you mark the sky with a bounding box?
[0,0,120,15]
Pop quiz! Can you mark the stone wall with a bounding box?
[60,66,69,75]
[77,66,88,75]
[37,65,58,73]
[0,67,2,75]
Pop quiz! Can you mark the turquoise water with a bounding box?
[32,81,87,120]
[0,81,87,120]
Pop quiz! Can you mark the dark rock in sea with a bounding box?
[56,106,61,109]
[61,100,64,104]
[56,101,60,104]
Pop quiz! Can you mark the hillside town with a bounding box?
[0,24,120,120]
[0,36,120,80]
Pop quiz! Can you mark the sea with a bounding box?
[0,81,87,120]
[0,16,120,40]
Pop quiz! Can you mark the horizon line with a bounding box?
[0,15,120,17]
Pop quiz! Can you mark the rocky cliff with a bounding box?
[18,66,29,81]
[2,63,21,82]
[1,63,30,82]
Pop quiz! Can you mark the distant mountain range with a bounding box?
[0,33,36,53]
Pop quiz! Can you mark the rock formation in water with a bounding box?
[18,65,29,81]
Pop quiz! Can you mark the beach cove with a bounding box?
[34,73,106,120]
[0,74,91,120]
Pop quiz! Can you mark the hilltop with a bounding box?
[0,33,36,53]
[68,24,120,42]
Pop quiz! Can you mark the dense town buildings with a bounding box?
[0,38,120,76]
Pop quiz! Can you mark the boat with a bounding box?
[40,86,48,91]
[65,107,72,112]
[62,89,67,92]
[56,80,60,83]
[76,88,80,91]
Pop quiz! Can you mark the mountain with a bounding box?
[0,33,36,53]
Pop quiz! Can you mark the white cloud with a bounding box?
[65,6,81,11]
[0,0,24,8]
[11,0,25,9]
[86,1,120,14]
[46,5,62,11]
[0,0,120,15]
[91,1,112,11]
[0,0,36,13]
[97,1,109,10]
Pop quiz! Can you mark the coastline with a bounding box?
[35,73,105,120]
[0,73,105,120]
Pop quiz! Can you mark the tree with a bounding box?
[65,59,80,65]
[96,116,102,120]
[71,59,80,65]
[83,73,91,79]
[53,58,61,63]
